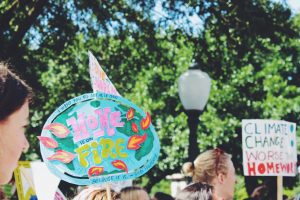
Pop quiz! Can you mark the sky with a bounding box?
[151,0,300,35]
[274,0,300,13]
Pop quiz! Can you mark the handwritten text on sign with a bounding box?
[242,119,297,176]
[39,93,160,185]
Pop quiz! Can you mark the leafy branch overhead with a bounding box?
[1,0,300,195]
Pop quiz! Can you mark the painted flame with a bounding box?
[100,71,106,80]
[126,108,134,120]
[38,136,58,148]
[44,123,70,138]
[140,112,151,130]
[131,122,138,133]
[111,160,128,173]
[127,134,147,150]
[88,166,104,177]
[48,150,75,163]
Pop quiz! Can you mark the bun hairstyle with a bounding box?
[0,62,32,121]
[182,149,231,184]
[182,161,195,177]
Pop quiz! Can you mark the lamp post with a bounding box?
[178,62,211,162]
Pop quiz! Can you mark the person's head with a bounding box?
[154,192,174,200]
[0,63,32,184]
[73,187,119,200]
[175,182,219,200]
[120,186,150,200]
[182,148,236,200]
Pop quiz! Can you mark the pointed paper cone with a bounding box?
[88,51,121,96]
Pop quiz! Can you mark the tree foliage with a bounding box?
[1,0,300,198]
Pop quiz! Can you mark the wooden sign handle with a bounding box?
[106,183,112,200]
[277,176,283,200]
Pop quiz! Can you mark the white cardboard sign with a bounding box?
[242,119,297,176]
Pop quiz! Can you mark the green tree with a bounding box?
[1,0,300,198]
[159,0,300,197]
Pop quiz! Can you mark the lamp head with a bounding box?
[178,63,211,111]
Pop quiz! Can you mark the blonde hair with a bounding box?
[182,149,232,184]
[120,186,150,200]
[73,187,119,200]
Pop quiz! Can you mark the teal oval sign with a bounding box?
[39,92,160,185]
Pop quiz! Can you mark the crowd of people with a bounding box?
[0,62,235,199]
[0,63,299,200]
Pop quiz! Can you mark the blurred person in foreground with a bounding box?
[0,63,32,185]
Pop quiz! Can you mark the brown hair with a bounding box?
[120,186,150,200]
[175,182,213,200]
[0,62,32,121]
[182,148,231,184]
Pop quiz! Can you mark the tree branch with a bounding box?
[6,0,48,56]
[145,168,178,192]
[0,0,20,32]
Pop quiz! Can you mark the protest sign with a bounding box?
[14,161,62,200]
[30,161,61,200]
[242,119,297,176]
[14,162,37,200]
[39,52,160,186]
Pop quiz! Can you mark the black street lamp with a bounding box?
[178,62,211,161]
